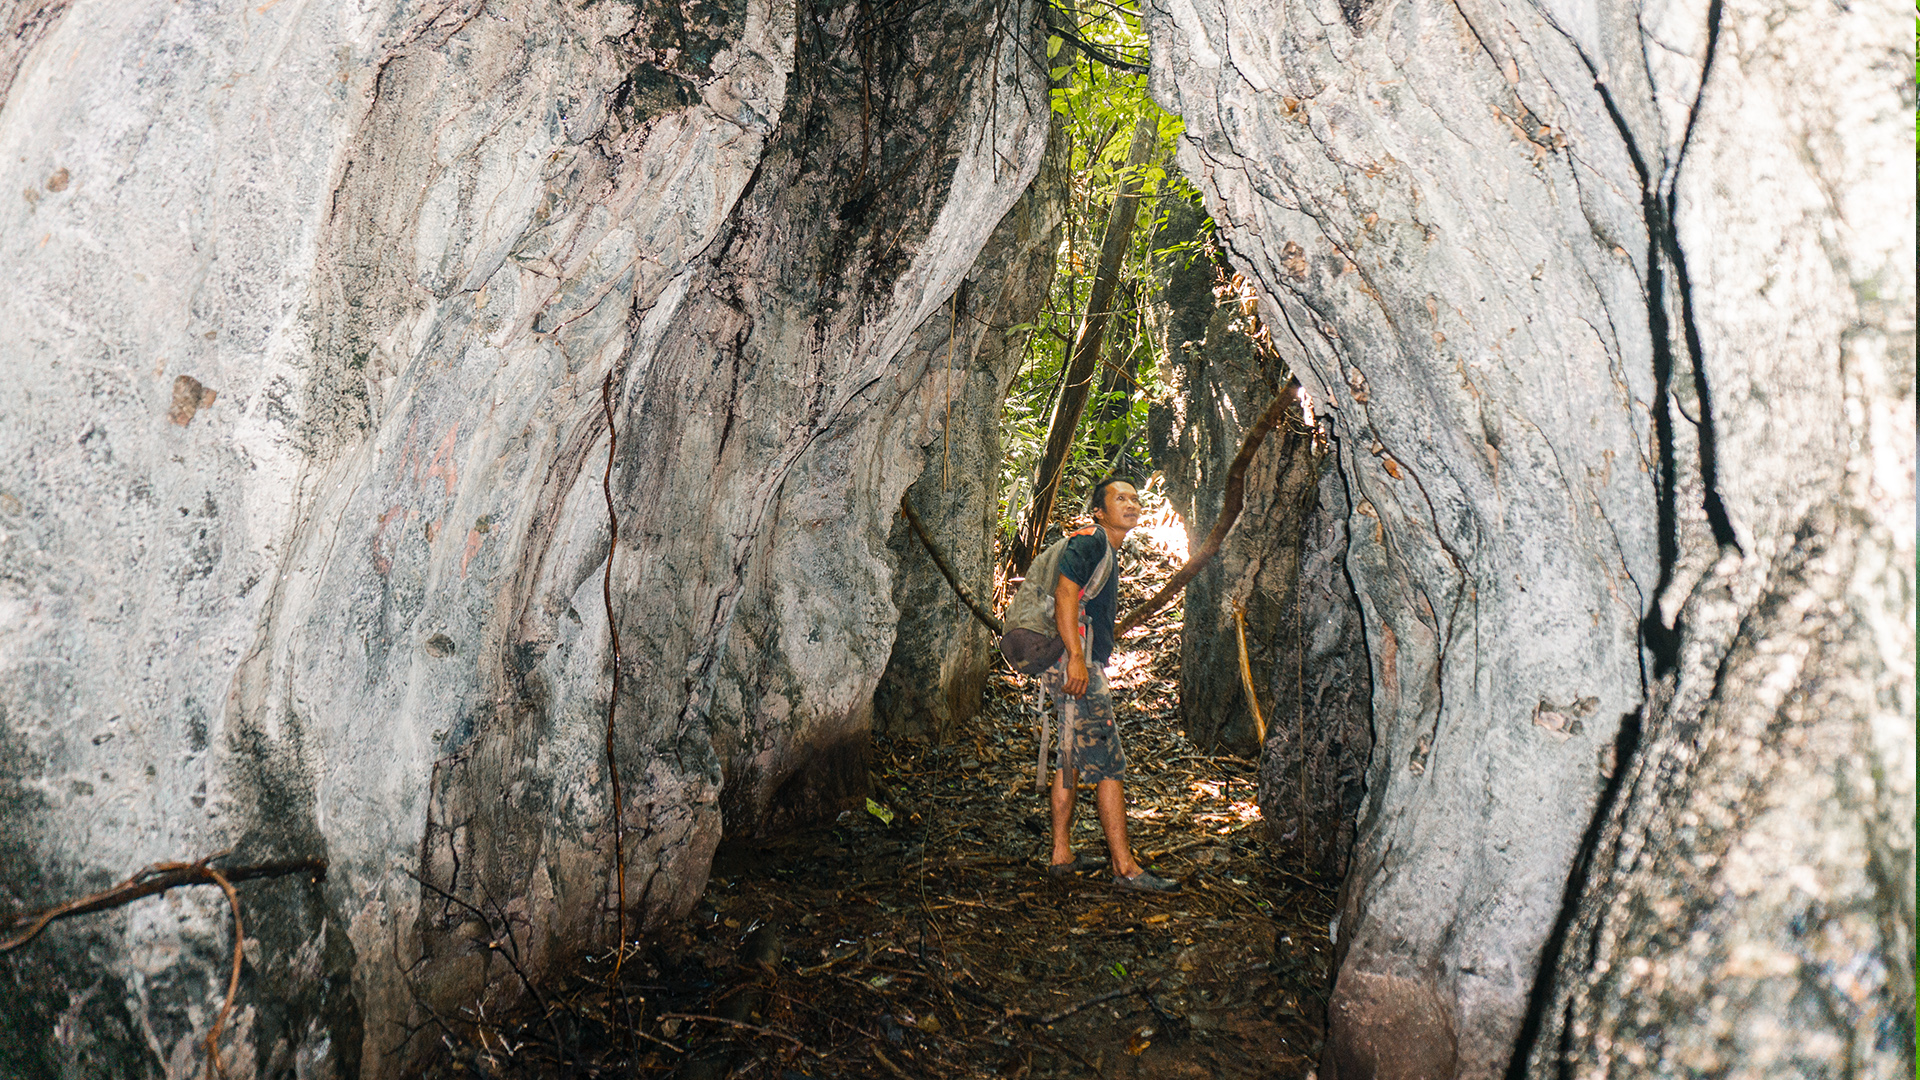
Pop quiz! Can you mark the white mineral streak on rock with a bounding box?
[1167,0,1226,68]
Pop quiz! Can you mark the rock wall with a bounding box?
[875,125,1069,741]
[1146,197,1372,875]
[1147,0,1914,1075]
[1147,198,1293,754]
[0,0,1050,1075]
[1257,455,1375,879]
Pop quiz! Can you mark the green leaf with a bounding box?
[865,798,894,825]
[1047,34,1064,58]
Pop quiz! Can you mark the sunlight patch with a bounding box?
[1133,500,1190,563]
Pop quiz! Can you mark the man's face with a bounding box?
[1096,482,1142,530]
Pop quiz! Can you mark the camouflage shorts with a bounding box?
[1039,657,1126,783]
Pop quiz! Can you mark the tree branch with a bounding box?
[1,855,328,953]
[901,495,1005,636]
[1043,6,1151,74]
[1115,386,1298,636]
[2,853,326,1080]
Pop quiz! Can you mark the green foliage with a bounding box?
[997,3,1209,543]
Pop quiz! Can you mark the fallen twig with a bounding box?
[1034,1025,1109,1079]
[1141,838,1224,862]
[659,1012,813,1052]
[871,1046,914,1079]
[1019,978,1161,1026]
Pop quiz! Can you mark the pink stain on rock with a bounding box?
[370,505,407,574]
[460,527,483,578]
[425,424,460,496]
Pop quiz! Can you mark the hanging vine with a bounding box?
[599,372,629,1001]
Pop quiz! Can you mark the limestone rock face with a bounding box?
[1146,198,1371,875]
[876,126,1069,740]
[0,0,1049,1074]
[1147,0,1914,1073]
[1146,198,1300,755]
[1256,454,1375,879]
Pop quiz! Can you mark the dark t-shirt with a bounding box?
[1058,530,1120,664]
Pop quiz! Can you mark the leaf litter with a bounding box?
[428,497,1338,1079]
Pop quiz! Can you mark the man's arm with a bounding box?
[1054,573,1089,696]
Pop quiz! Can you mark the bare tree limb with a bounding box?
[1,855,327,953]
[1019,978,1162,1024]
[0,852,325,1080]
[901,495,1004,636]
[1042,5,1151,74]
[1115,386,1298,637]
[1231,600,1268,742]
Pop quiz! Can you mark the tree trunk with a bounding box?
[1006,116,1159,576]
[1151,0,1914,1075]
[1091,280,1141,464]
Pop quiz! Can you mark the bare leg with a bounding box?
[1049,768,1076,866]
[1095,778,1142,878]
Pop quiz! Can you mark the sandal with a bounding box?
[1046,852,1108,878]
[1114,869,1182,893]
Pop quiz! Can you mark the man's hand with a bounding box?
[1064,654,1089,697]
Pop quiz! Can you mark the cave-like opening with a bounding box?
[2,0,1903,1071]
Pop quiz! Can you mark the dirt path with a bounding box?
[435,501,1337,1078]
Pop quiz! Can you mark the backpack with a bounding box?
[998,527,1115,676]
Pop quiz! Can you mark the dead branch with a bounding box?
[0,852,322,1080]
[1115,386,1298,637]
[1230,601,1268,742]
[1041,4,1150,73]
[659,1013,813,1051]
[1027,978,1162,1025]
[900,494,1004,635]
[871,1046,914,1079]
[399,867,572,1057]
[0,854,326,953]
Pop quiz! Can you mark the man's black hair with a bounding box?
[1087,476,1139,516]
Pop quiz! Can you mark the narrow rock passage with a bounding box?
[435,502,1337,1078]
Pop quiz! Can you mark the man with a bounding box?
[1042,477,1180,893]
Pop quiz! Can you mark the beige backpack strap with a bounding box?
[1034,680,1050,791]
[1078,532,1115,627]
